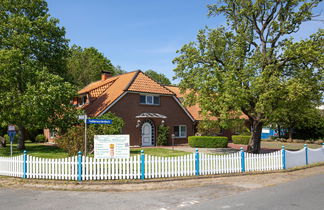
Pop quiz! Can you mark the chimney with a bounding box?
[101,71,112,81]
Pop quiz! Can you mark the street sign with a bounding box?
[78,115,87,120]
[8,125,15,131]
[86,119,112,124]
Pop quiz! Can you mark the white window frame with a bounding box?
[174,125,187,138]
[140,94,160,105]
[146,95,154,105]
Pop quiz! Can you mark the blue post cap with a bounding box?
[281,146,285,149]
[23,150,27,154]
[240,147,244,151]
[141,150,144,154]
[195,148,199,153]
[78,151,82,155]
[304,144,307,147]
[322,143,324,146]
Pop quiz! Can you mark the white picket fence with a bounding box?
[0,145,323,180]
[0,155,23,177]
[245,150,282,171]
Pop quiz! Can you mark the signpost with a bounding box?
[7,125,16,156]
[78,115,113,156]
[94,135,130,159]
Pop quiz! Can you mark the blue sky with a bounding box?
[46,0,323,83]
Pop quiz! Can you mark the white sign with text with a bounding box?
[94,135,130,159]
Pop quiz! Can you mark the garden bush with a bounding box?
[157,125,169,146]
[35,134,46,143]
[232,135,250,145]
[3,134,19,144]
[188,136,228,148]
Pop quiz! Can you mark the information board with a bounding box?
[94,135,130,159]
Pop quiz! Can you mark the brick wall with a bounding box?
[108,92,194,146]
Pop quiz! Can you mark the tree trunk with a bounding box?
[288,127,293,140]
[247,120,263,154]
[0,136,6,148]
[17,125,26,150]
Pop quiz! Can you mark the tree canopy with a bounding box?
[145,69,171,85]
[0,0,78,149]
[66,45,119,88]
[173,0,323,153]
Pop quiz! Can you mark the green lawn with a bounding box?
[0,143,68,158]
[131,148,190,157]
[0,143,190,158]
[261,141,322,150]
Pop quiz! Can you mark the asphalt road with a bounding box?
[188,173,324,210]
[0,174,323,210]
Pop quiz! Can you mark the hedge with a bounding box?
[35,134,46,143]
[232,135,251,145]
[188,136,228,148]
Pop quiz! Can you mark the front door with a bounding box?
[142,122,152,146]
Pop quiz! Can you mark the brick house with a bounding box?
[66,70,197,146]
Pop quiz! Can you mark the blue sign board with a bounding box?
[7,131,16,143]
[86,119,112,124]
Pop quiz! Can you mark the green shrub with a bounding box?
[232,135,251,145]
[3,134,19,144]
[188,136,228,148]
[157,125,169,146]
[56,126,85,155]
[35,134,46,143]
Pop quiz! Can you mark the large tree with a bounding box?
[173,0,323,153]
[145,69,171,85]
[67,45,117,88]
[0,0,77,149]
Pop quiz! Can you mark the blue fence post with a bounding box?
[240,147,245,172]
[22,150,27,178]
[140,150,145,180]
[195,148,200,176]
[77,151,82,181]
[304,144,308,165]
[281,146,286,170]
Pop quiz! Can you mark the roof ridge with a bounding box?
[123,70,141,91]
[78,71,139,94]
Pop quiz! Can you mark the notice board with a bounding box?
[94,135,130,159]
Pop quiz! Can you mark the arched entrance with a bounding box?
[141,120,154,146]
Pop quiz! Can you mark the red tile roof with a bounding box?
[128,72,173,95]
[165,85,248,121]
[78,70,175,117]
[165,85,207,121]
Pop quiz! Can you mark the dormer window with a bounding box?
[140,95,160,105]
[78,95,88,106]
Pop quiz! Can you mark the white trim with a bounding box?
[98,92,128,116]
[174,125,187,138]
[172,96,195,122]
